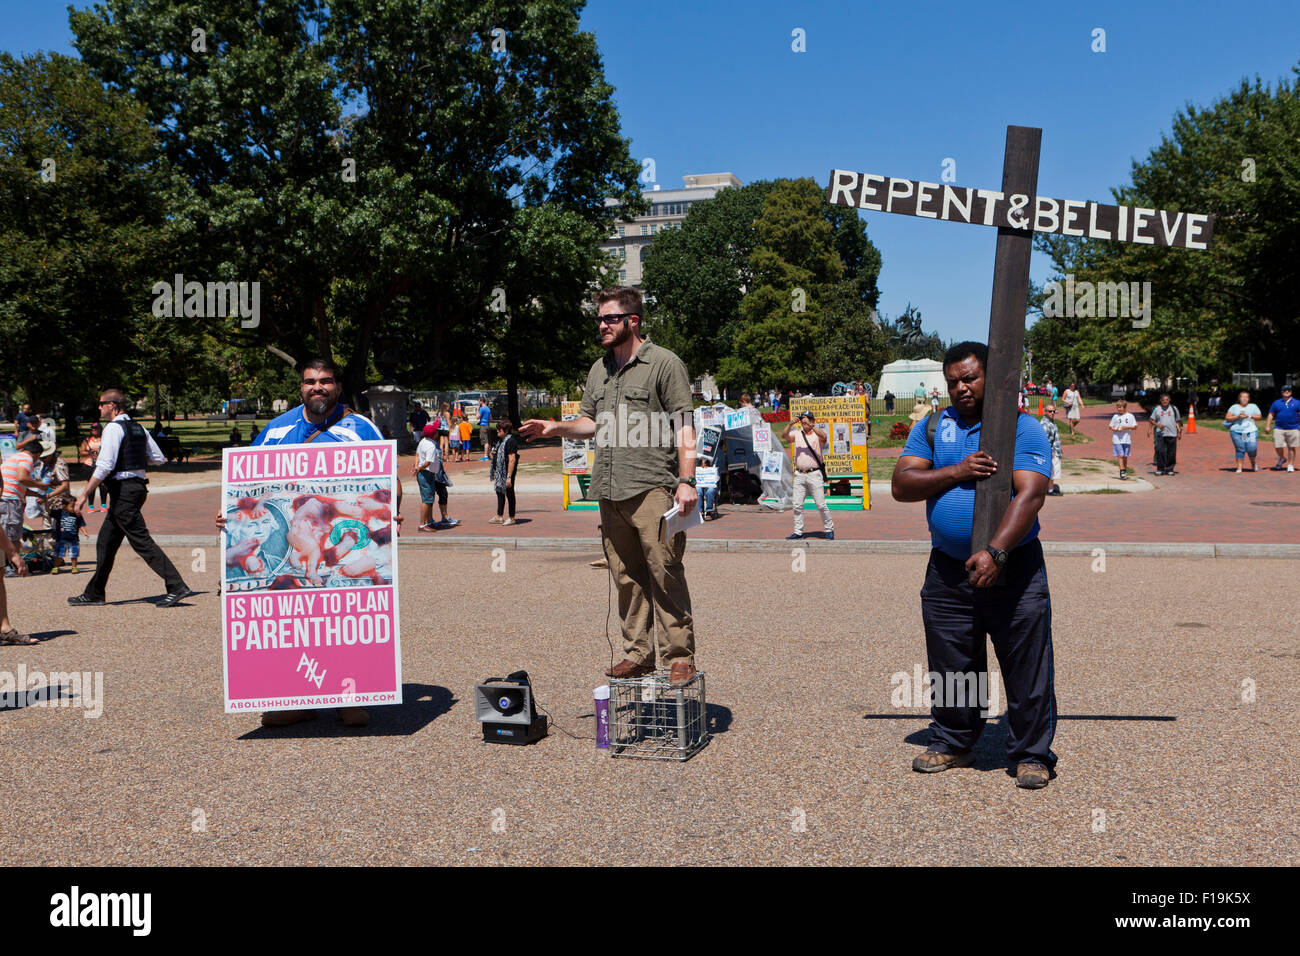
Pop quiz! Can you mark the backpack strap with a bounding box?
[926,408,940,458]
[304,406,353,444]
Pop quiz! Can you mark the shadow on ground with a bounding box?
[238,683,456,740]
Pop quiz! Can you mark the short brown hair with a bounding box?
[496,420,514,434]
[100,388,127,409]
[596,286,642,318]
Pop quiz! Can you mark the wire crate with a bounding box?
[608,670,708,761]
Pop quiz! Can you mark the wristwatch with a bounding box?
[985,546,1008,567]
[677,477,696,488]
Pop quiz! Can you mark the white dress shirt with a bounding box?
[94,414,166,481]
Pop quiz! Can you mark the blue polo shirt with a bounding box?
[253,404,383,445]
[902,407,1053,561]
[478,405,491,426]
[1269,397,1299,430]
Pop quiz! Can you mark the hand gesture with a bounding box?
[517,419,554,441]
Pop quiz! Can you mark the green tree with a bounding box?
[0,51,180,426]
[71,0,643,406]
[1030,66,1300,387]
[644,177,881,385]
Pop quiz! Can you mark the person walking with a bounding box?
[489,420,520,526]
[1225,390,1262,473]
[1265,384,1299,472]
[0,517,31,644]
[519,286,699,685]
[783,412,834,540]
[78,424,109,511]
[1148,393,1183,476]
[1040,405,1063,495]
[477,398,493,461]
[1061,383,1081,435]
[884,389,895,414]
[69,389,192,608]
[213,358,392,729]
[891,341,1057,790]
[415,423,457,530]
[1108,399,1138,479]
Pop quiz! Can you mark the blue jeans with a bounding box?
[698,485,717,517]
[1230,431,1257,460]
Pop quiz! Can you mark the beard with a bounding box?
[602,318,635,349]
[305,393,336,416]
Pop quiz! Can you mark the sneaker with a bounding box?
[1235,467,1242,474]
[912,749,975,773]
[1015,762,1051,789]
[786,532,804,540]
[439,518,460,528]
[1119,469,1126,480]
[488,516,502,524]
[67,593,106,606]
[825,531,835,540]
[1290,465,1296,473]
[501,517,515,526]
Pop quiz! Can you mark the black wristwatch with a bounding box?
[677,477,696,488]
[985,546,1008,567]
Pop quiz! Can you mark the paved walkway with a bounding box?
[2,550,1293,865]
[64,405,1300,545]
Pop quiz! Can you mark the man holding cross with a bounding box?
[892,342,1057,789]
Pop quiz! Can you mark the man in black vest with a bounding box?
[69,389,193,608]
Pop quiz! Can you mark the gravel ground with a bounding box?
[1,549,1294,866]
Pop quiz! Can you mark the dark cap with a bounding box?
[799,411,815,421]
[1284,384,1293,391]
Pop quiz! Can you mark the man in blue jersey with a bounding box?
[891,342,1057,790]
[216,358,399,729]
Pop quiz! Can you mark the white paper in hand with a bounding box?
[660,503,703,542]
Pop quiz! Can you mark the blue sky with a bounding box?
[6,0,1296,343]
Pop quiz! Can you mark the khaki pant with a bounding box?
[792,470,833,534]
[599,487,695,667]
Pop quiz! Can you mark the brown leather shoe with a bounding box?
[668,661,697,685]
[605,659,654,679]
[911,749,974,773]
[1015,762,1051,789]
[260,709,318,728]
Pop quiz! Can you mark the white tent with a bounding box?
[877,359,944,402]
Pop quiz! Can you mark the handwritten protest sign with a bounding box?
[788,395,869,476]
[221,441,402,713]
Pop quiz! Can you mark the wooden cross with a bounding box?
[825,127,1213,556]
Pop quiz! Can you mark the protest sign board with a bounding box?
[560,400,593,475]
[221,441,402,713]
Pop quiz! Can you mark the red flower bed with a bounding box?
[762,411,790,423]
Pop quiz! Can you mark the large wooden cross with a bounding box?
[826,127,1213,556]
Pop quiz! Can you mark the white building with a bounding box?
[602,172,742,287]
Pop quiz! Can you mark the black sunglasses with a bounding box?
[597,313,637,326]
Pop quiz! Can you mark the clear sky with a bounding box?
[5,0,1296,343]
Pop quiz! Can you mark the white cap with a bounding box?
[593,685,610,701]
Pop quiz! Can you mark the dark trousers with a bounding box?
[919,539,1057,769]
[1155,435,1177,472]
[85,478,185,599]
[495,487,516,517]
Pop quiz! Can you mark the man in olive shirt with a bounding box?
[520,287,699,684]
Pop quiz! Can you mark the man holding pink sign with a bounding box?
[215,359,402,730]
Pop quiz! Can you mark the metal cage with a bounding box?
[608,670,708,761]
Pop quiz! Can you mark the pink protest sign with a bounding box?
[220,441,402,713]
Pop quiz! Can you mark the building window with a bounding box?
[617,224,625,237]
[619,268,627,283]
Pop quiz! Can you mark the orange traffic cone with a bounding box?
[1037,397,1044,415]
[1188,405,1196,434]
